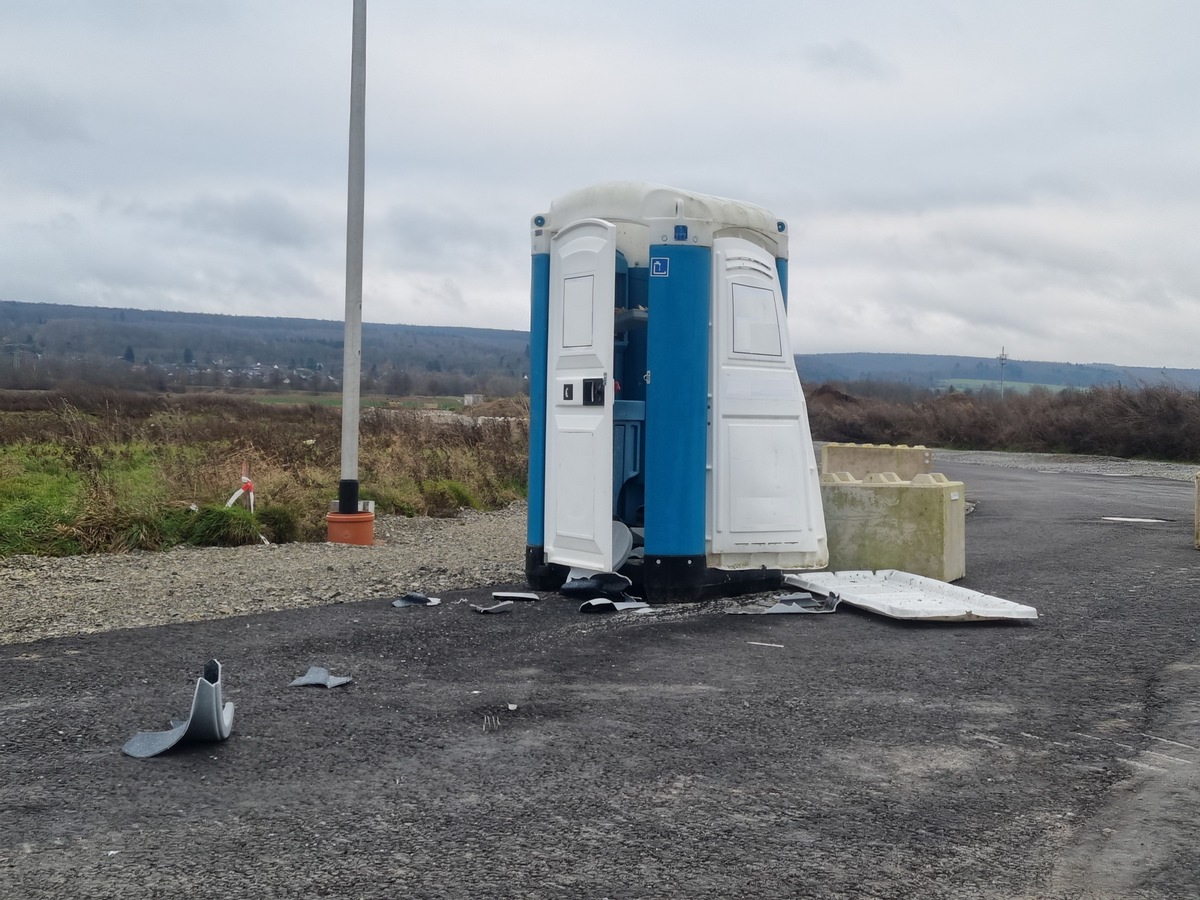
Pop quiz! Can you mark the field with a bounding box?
[0,388,528,557]
[247,392,465,411]
[936,378,1072,394]
[2,381,1199,559]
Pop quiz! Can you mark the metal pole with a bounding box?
[339,0,366,514]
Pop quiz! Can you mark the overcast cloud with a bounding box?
[2,1,1199,367]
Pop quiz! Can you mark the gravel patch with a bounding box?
[0,502,528,646]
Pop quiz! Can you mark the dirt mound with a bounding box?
[806,384,860,407]
[462,395,530,418]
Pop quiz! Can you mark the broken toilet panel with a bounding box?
[786,570,1038,622]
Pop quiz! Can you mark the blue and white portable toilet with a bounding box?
[525,182,827,602]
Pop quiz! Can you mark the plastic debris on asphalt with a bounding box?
[560,572,633,601]
[727,592,842,615]
[391,592,441,608]
[492,591,540,602]
[470,600,514,614]
[122,659,235,758]
[289,666,353,688]
[578,597,650,614]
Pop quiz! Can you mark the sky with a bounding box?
[2,1,1200,369]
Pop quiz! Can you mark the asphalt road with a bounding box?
[2,461,1199,899]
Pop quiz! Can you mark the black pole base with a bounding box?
[338,479,360,515]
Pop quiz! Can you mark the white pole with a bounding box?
[339,0,366,514]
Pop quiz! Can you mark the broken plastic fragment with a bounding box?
[579,597,650,614]
[560,572,633,600]
[727,592,841,615]
[470,600,514,614]
[289,666,353,688]
[122,659,235,758]
[492,591,540,602]
[392,592,441,608]
[785,570,1037,621]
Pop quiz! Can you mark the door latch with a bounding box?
[582,377,605,406]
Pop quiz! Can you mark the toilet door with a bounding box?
[544,219,616,572]
[708,236,826,565]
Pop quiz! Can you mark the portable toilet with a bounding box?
[525,182,827,602]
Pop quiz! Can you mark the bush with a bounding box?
[256,504,299,544]
[421,479,479,516]
[807,382,1200,462]
[186,505,263,547]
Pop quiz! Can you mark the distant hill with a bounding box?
[4,300,1198,395]
[794,352,1200,391]
[0,301,529,394]
[0,300,527,372]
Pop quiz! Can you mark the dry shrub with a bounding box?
[807,381,1200,462]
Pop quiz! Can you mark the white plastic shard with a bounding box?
[289,666,353,688]
[122,659,235,758]
[471,600,514,614]
[492,591,540,602]
[784,570,1038,622]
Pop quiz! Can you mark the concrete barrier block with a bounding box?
[819,442,934,480]
[819,472,966,582]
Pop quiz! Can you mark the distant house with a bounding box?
[463,393,485,407]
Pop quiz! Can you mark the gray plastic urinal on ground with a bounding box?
[122,659,235,758]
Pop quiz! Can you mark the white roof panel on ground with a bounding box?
[784,570,1038,622]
